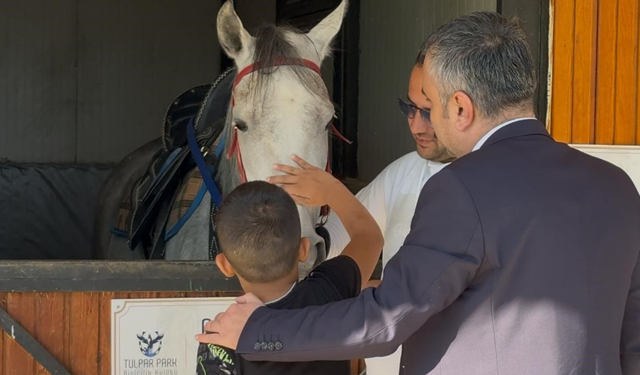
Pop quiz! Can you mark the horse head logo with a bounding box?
[137,331,164,358]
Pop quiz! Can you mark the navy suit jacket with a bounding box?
[236,120,640,375]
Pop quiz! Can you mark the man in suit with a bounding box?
[323,42,456,375]
[197,11,640,375]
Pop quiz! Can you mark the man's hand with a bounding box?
[195,293,265,350]
[268,154,343,207]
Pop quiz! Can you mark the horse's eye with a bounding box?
[325,113,337,130]
[234,120,248,132]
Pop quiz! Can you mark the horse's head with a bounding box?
[216,0,348,274]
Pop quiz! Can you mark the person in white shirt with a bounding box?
[323,50,456,375]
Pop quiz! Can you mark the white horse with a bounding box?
[92,0,348,278]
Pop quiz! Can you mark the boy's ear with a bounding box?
[215,254,236,278]
[298,237,310,263]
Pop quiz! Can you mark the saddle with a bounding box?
[113,64,334,260]
[113,68,236,258]
[163,67,235,151]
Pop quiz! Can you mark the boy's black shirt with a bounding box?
[196,255,362,375]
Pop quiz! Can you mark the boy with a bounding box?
[196,155,383,375]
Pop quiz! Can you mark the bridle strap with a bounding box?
[229,57,349,223]
[233,58,322,91]
[330,123,353,145]
[226,127,246,182]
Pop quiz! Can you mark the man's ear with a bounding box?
[215,254,236,278]
[298,237,310,263]
[451,91,475,131]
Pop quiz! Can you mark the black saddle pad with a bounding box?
[163,68,236,151]
[123,68,236,252]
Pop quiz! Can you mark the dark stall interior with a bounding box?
[0,0,359,259]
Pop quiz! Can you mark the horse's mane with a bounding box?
[216,24,325,197]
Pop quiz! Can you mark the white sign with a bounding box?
[111,297,235,375]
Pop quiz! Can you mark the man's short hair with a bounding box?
[416,11,536,118]
[215,181,301,283]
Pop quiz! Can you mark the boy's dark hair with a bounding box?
[215,181,301,283]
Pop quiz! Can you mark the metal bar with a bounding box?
[0,305,73,375]
[0,261,241,292]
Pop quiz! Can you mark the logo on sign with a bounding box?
[202,318,211,334]
[137,331,164,358]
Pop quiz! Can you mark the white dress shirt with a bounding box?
[325,151,448,269]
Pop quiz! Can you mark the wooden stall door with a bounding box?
[548,0,640,144]
[0,292,235,375]
[0,292,365,375]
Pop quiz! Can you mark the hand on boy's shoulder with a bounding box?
[197,294,265,350]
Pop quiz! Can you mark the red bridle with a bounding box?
[226,57,351,220]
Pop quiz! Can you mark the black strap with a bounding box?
[208,197,222,260]
[129,146,191,250]
[146,199,173,260]
[315,225,331,261]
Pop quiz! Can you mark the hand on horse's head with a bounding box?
[268,155,342,207]
[196,293,265,350]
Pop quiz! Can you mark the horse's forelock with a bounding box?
[249,25,322,102]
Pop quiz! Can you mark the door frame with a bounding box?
[499,0,551,123]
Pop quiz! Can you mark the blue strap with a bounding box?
[187,117,223,207]
[158,148,182,177]
[111,228,129,238]
[164,181,207,241]
[142,147,182,201]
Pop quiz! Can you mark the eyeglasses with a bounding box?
[397,98,431,126]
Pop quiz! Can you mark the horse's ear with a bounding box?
[307,0,348,60]
[217,0,254,60]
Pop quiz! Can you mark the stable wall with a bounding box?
[0,0,278,260]
[357,0,497,182]
[548,0,640,144]
[0,0,223,164]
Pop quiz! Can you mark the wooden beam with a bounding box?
[0,261,241,292]
[613,0,639,144]
[595,0,619,144]
[571,0,598,144]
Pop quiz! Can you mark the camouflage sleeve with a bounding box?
[196,343,237,375]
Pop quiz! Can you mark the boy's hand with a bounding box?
[268,155,342,207]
